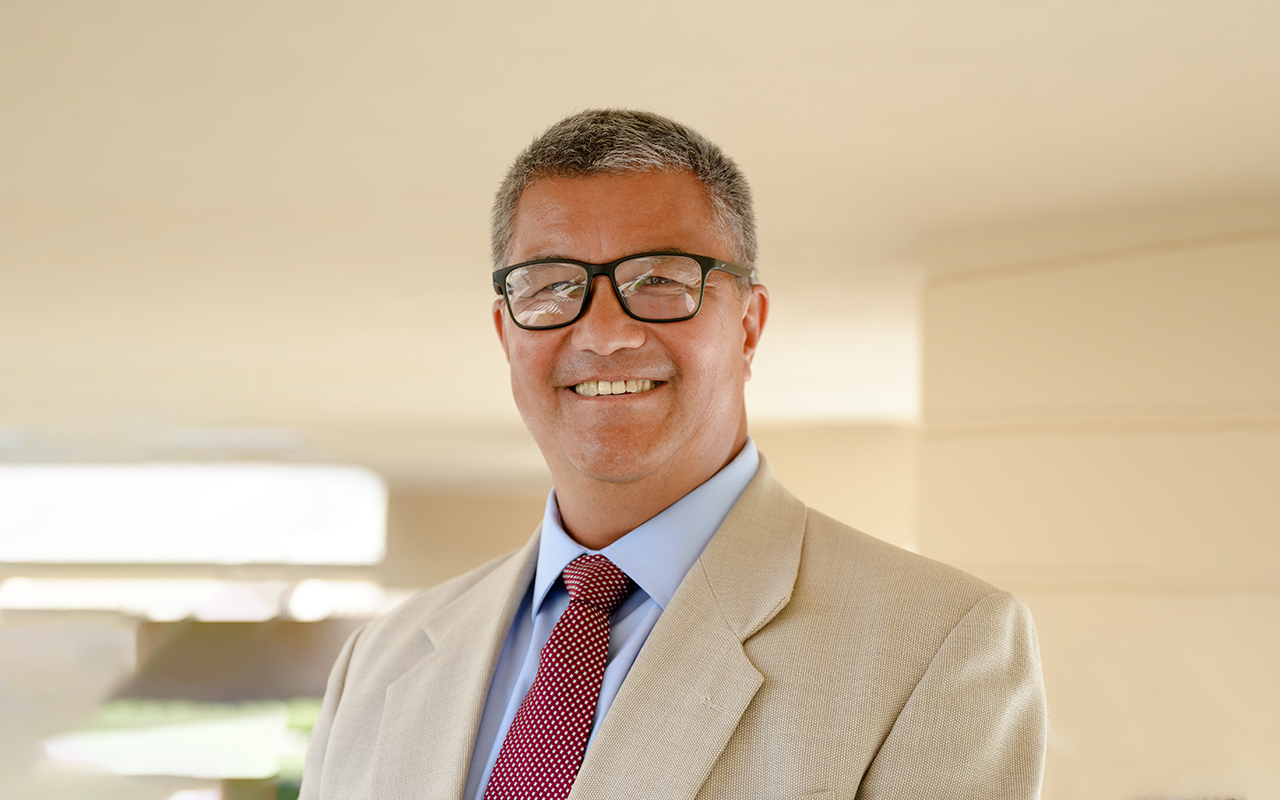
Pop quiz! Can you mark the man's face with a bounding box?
[494,170,768,493]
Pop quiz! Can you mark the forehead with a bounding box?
[506,170,729,266]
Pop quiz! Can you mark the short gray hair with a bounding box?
[491,109,757,273]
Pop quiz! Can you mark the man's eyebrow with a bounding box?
[517,251,573,263]
[514,247,696,264]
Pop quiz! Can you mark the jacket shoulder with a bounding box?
[802,507,999,608]
[779,507,1019,675]
[355,544,529,649]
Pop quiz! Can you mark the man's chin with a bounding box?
[559,437,676,486]
[570,453,666,486]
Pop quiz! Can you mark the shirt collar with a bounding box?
[532,438,760,615]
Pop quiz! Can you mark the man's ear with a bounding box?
[741,284,769,381]
[493,298,511,363]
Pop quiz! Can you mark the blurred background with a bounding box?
[2,2,1277,798]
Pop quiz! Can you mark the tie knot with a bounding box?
[562,554,633,615]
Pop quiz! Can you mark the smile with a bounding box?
[573,379,660,397]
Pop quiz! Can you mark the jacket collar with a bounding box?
[569,456,807,800]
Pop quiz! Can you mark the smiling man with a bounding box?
[497,168,765,548]
[301,110,1048,800]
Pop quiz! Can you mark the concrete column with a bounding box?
[918,210,1280,799]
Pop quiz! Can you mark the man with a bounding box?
[301,109,1048,800]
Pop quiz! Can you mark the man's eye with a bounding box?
[541,281,585,298]
[621,275,677,293]
[527,282,578,304]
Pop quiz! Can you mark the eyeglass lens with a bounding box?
[504,254,703,328]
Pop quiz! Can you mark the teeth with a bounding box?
[574,379,656,397]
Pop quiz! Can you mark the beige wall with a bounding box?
[918,216,1280,798]
[382,485,548,589]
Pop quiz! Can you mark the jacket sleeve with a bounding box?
[299,626,363,800]
[857,591,1048,800]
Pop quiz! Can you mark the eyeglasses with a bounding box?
[493,252,756,331]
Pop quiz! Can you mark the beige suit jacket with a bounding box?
[301,458,1048,799]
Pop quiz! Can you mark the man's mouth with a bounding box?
[572,379,661,397]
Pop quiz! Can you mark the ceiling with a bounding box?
[2,1,1277,484]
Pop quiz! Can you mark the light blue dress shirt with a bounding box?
[462,439,760,800]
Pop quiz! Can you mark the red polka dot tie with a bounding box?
[483,554,634,800]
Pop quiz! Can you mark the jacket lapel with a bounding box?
[570,459,807,800]
[370,531,541,800]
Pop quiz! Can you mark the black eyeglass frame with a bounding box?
[493,252,757,331]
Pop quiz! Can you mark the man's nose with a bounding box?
[570,276,646,355]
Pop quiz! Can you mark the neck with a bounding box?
[553,437,747,550]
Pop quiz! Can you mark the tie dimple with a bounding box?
[483,554,634,800]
